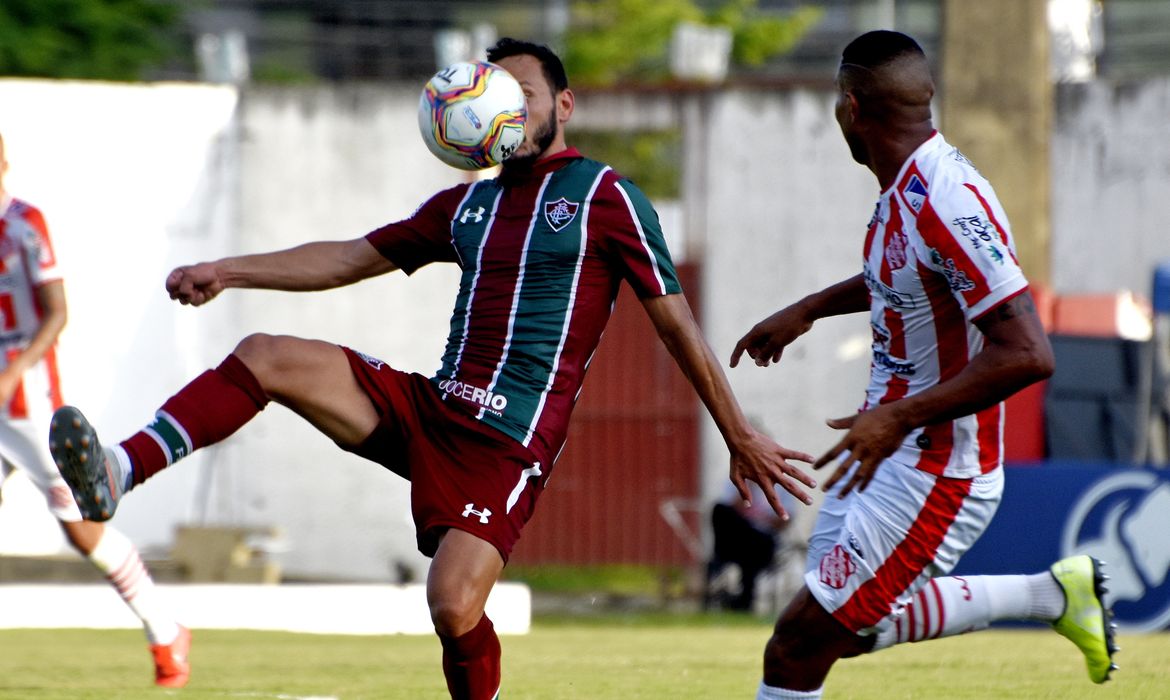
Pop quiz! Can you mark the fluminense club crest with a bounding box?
[544,197,580,232]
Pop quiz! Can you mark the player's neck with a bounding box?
[871,125,934,190]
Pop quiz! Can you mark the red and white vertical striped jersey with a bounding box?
[0,194,64,419]
[861,132,1028,478]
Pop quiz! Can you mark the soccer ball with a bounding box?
[418,61,527,170]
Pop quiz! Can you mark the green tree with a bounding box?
[563,0,822,86]
[0,0,177,81]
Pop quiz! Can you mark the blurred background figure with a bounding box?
[0,131,190,688]
[706,479,793,613]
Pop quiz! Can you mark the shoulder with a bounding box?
[914,139,998,211]
[8,197,43,220]
[5,198,49,236]
[407,182,478,222]
[579,161,647,207]
[431,182,477,209]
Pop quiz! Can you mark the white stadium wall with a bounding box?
[0,80,240,557]
[1050,78,1170,296]
[0,75,1166,580]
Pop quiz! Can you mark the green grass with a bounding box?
[502,564,683,597]
[0,621,1167,699]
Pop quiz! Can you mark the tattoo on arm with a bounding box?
[994,294,1035,322]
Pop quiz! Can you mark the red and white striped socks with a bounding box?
[87,526,179,645]
[873,573,1065,650]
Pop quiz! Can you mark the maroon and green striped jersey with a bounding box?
[366,148,682,466]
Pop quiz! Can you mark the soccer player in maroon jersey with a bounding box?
[49,39,816,699]
[0,132,190,687]
[731,31,1116,699]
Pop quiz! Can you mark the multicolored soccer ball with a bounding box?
[418,61,527,170]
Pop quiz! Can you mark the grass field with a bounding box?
[1,615,1167,699]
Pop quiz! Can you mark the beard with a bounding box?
[502,105,558,172]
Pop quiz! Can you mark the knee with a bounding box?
[428,580,486,641]
[761,589,862,688]
[764,615,810,666]
[233,333,283,368]
[231,333,298,387]
[430,590,485,639]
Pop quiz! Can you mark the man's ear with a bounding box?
[557,88,575,123]
[845,91,862,124]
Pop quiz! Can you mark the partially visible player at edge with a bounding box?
[0,132,190,687]
[48,38,817,700]
[730,31,1117,699]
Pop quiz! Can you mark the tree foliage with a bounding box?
[0,0,178,81]
[563,0,823,86]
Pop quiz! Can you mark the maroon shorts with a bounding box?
[340,347,545,562]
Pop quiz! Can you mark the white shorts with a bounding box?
[0,414,82,522]
[804,459,1003,635]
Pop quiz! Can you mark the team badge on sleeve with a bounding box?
[544,197,580,232]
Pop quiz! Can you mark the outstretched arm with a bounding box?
[731,274,870,368]
[816,290,1055,496]
[642,293,816,519]
[166,237,396,306]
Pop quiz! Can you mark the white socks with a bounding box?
[108,444,134,492]
[757,682,823,699]
[87,526,179,645]
[873,573,1065,651]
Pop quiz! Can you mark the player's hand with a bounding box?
[730,303,814,368]
[814,404,911,497]
[166,262,225,306]
[730,429,817,520]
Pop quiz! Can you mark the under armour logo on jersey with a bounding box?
[463,503,492,524]
[460,206,485,224]
[544,197,580,232]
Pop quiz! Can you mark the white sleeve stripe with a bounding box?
[613,179,668,295]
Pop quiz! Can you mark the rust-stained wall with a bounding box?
[511,265,702,566]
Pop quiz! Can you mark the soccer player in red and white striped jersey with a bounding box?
[732,31,1116,699]
[0,132,190,687]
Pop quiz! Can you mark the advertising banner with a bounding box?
[954,462,1170,631]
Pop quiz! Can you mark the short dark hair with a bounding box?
[841,30,924,71]
[486,37,569,93]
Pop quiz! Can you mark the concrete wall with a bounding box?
[1050,77,1170,295]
